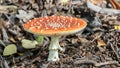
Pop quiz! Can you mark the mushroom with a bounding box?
[23,16,87,61]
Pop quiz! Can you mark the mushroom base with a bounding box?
[48,50,59,61]
[48,36,62,61]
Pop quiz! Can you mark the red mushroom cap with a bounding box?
[23,16,87,36]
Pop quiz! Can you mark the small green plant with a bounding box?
[36,35,44,45]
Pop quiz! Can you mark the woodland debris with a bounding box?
[74,58,118,67]
[3,44,17,56]
[109,0,120,9]
[0,5,17,14]
[87,0,120,15]
[16,10,36,22]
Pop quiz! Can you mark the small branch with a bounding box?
[74,59,118,67]
[110,0,117,9]
[91,32,103,42]
[109,0,120,9]
[8,29,17,35]
[87,0,120,15]
[0,55,10,68]
[110,43,120,62]
[95,61,118,66]
[43,37,50,47]
[1,28,9,43]
[0,40,6,47]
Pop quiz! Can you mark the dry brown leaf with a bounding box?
[60,0,69,4]
[91,0,105,5]
[0,5,17,13]
[114,25,120,30]
[91,0,106,7]
[16,10,36,22]
[97,38,106,47]
[79,37,89,43]
[60,41,67,47]
[71,38,78,44]
[9,36,16,43]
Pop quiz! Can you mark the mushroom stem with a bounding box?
[48,36,63,61]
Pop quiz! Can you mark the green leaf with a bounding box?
[21,39,38,49]
[3,44,17,56]
[36,36,44,45]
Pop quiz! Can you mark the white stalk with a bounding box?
[48,36,63,61]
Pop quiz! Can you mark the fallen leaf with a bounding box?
[79,37,89,43]
[3,44,17,56]
[60,41,67,47]
[21,39,38,49]
[9,36,16,43]
[91,0,106,7]
[97,38,106,47]
[0,5,17,14]
[71,38,78,44]
[16,10,36,22]
[60,0,69,4]
[114,25,120,30]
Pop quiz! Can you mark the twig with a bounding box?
[95,61,118,66]
[109,0,120,9]
[0,55,10,68]
[0,40,6,47]
[41,9,47,17]
[87,0,120,15]
[40,62,50,68]
[1,28,9,43]
[110,43,120,62]
[8,29,17,35]
[74,59,118,66]
[42,37,50,47]
[90,32,103,42]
